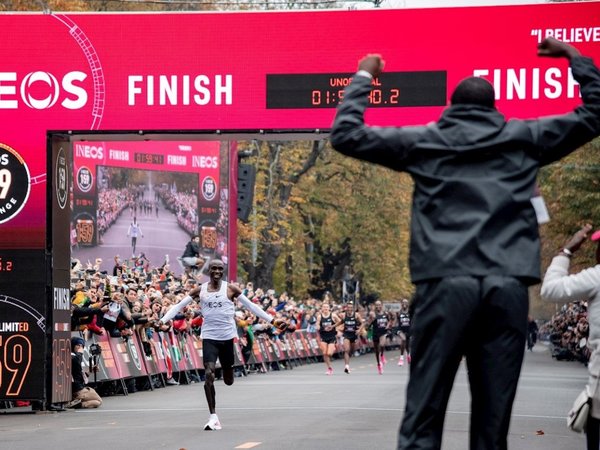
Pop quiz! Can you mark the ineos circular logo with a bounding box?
[202,176,217,202]
[77,166,93,193]
[21,71,60,110]
[56,147,68,209]
[0,143,31,224]
[127,338,142,370]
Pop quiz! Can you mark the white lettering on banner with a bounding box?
[0,72,17,108]
[53,287,70,311]
[167,155,186,166]
[0,322,29,332]
[75,144,104,159]
[0,71,88,110]
[531,27,600,44]
[128,74,233,106]
[192,155,218,169]
[109,149,129,161]
[0,197,17,214]
[472,67,579,100]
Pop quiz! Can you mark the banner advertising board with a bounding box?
[0,2,598,249]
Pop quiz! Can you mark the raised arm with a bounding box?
[537,37,581,60]
[229,283,288,331]
[329,54,419,169]
[540,224,600,302]
[533,38,600,164]
[160,286,201,323]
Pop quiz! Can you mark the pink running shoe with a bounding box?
[377,363,383,375]
[326,367,333,375]
[407,354,412,364]
[398,356,404,366]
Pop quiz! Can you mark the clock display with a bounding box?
[134,152,165,165]
[0,258,13,272]
[266,71,447,109]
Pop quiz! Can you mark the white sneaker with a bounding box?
[204,414,222,431]
[166,377,179,385]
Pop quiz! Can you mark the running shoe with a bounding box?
[398,356,404,366]
[377,363,383,375]
[326,367,333,375]
[407,354,412,364]
[166,377,179,385]
[381,354,387,365]
[204,414,222,431]
[344,365,350,374]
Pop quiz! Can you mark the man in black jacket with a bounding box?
[181,234,206,275]
[331,38,600,450]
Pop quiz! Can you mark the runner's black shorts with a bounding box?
[320,334,337,345]
[202,338,235,368]
[343,332,358,343]
[373,332,387,341]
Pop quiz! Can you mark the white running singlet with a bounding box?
[200,280,237,340]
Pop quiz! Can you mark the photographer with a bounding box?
[69,337,102,409]
[101,291,134,338]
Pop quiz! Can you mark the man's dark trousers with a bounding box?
[398,275,528,450]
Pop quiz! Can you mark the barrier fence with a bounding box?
[74,330,400,390]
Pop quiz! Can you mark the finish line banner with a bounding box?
[0,2,599,248]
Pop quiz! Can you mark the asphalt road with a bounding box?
[0,344,588,450]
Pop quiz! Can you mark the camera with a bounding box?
[89,343,102,356]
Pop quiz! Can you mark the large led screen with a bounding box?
[0,3,598,248]
[71,140,228,277]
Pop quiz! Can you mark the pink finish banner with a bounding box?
[0,3,599,247]
[73,141,221,185]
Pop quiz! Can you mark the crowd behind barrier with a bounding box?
[539,301,591,365]
[28,249,599,406]
[65,255,405,400]
[1,249,592,411]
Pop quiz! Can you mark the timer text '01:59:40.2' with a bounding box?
[0,258,13,272]
[266,71,447,110]
[311,88,400,106]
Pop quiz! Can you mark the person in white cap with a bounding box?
[541,224,600,449]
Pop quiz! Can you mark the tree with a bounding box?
[291,143,413,300]
[236,139,325,290]
[533,140,600,318]
[236,139,414,302]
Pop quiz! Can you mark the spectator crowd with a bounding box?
[68,254,410,396]
[70,251,595,367]
[539,301,591,365]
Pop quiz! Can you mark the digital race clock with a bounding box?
[266,71,447,109]
[133,152,165,165]
[0,257,13,272]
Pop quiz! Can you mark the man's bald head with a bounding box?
[451,77,495,108]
